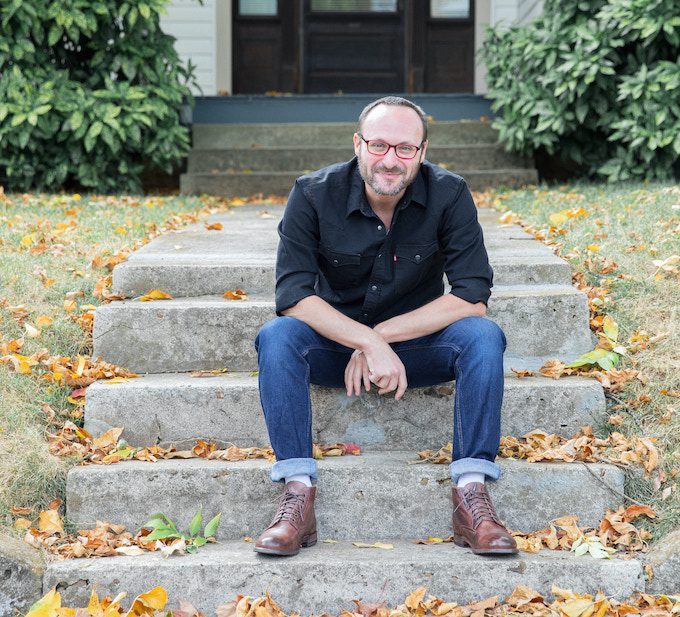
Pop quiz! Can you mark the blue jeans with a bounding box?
[254,315,506,485]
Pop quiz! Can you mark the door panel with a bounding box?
[304,1,404,93]
[232,0,476,94]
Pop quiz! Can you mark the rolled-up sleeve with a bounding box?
[439,181,493,306]
[275,180,320,315]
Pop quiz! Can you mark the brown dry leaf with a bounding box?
[405,588,427,611]
[352,542,394,549]
[539,359,569,379]
[39,509,65,535]
[204,222,224,231]
[191,368,229,377]
[224,289,248,300]
[511,368,535,378]
[139,289,173,302]
[352,600,387,617]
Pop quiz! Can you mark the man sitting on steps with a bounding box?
[253,96,518,557]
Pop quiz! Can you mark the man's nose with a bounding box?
[382,146,401,165]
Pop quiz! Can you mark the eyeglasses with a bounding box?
[357,134,424,160]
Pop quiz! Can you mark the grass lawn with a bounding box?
[490,182,679,539]
[0,183,678,545]
[0,192,262,528]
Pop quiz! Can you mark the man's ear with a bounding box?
[420,140,429,161]
[353,132,362,157]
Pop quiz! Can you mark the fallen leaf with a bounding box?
[224,289,248,300]
[352,541,393,549]
[205,222,224,230]
[139,290,173,301]
[39,509,65,535]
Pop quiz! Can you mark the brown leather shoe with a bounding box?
[452,482,518,555]
[254,481,317,556]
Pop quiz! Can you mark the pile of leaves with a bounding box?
[414,506,655,557]
[414,425,659,474]
[29,584,680,617]
[47,423,361,465]
[511,506,655,555]
[20,500,220,559]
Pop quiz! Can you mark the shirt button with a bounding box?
[378,253,382,258]
[377,225,383,231]
[371,285,377,291]
[332,258,339,265]
[415,254,421,262]
[363,313,368,318]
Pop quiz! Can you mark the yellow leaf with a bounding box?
[39,510,64,535]
[64,299,77,313]
[352,541,393,549]
[125,587,168,617]
[586,245,600,252]
[139,289,173,301]
[405,587,427,610]
[37,315,54,328]
[14,517,32,531]
[72,193,81,201]
[102,376,131,384]
[561,599,595,617]
[26,589,62,617]
[602,315,619,342]
[114,226,127,235]
[549,211,568,226]
[20,233,36,247]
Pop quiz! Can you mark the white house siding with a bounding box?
[160,0,220,95]
[476,0,543,93]
[518,0,543,22]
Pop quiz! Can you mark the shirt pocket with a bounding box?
[394,241,439,293]
[319,245,362,290]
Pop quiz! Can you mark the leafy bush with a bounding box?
[481,0,680,182]
[0,0,197,192]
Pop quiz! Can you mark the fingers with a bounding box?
[345,351,369,397]
[362,358,371,392]
[395,370,408,400]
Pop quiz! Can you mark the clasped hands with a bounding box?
[344,331,407,400]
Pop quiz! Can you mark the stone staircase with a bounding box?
[44,205,645,613]
[180,122,538,196]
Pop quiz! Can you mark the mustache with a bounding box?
[374,165,404,174]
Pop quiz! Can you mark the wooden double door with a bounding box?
[233,0,475,94]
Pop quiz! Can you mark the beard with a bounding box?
[357,152,420,197]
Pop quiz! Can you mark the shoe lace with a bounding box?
[272,491,307,528]
[462,486,502,529]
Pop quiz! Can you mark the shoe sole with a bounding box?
[254,532,318,556]
[454,537,518,555]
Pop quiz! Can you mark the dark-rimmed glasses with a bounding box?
[357,133,424,160]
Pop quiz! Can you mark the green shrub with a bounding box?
[0,0,197,192]
[481,0,680,182]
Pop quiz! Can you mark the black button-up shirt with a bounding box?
[275,158,493,325]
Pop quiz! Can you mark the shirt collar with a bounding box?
[346,158,428,218]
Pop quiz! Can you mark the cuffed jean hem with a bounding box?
[269,457,318,484]
[449,457,501,483]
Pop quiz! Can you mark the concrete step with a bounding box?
[180,168,539,196]
[112,254,571,298]
[66,455,624,538]
[92,286,593,374]
[84,373,604,449]
[187,146,532,173]
[192,121,502,149]
[110,205,570,296]
[45,541,644,615]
